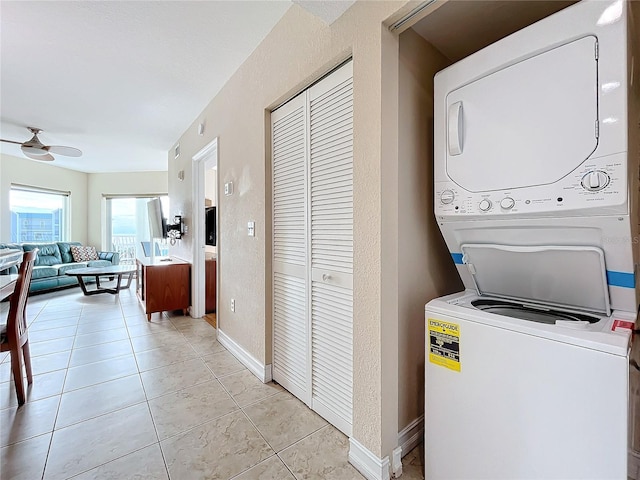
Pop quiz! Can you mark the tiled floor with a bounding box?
[0,286,424,480]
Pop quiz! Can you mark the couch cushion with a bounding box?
[87,260,112,268]
[57,242,83,263]
[97,251,118,264]
[23,243,62,266]
[32,266,59,279]
[55,262,89,275]
[30,277,67,291]
[71,246,99,262]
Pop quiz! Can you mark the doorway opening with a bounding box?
[192,138,219,319]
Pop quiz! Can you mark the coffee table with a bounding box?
[65,264,137,296]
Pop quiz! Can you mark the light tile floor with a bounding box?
[1,287,425,480]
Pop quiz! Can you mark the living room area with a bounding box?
[0,149,383,478]
[0,151,386,478]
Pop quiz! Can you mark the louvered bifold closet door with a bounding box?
[308,61,354,436]
[271,93,310,404]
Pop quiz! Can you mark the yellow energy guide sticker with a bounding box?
[428,318,460,372]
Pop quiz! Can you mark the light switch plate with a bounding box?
[224,182,233,196]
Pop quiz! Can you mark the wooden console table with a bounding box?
[136,257,190,320]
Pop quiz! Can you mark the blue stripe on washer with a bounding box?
[606,270,636,288]
[451,253,463,265]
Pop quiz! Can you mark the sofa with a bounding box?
[0,242,120,293]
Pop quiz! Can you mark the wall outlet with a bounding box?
[247,221,255,237]
[231,298,235,312]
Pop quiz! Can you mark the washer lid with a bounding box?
[460,244,611,315]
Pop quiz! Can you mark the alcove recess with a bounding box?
[410,1,577,65]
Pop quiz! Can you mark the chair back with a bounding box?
[7,249,37,346]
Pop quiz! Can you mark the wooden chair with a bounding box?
[0,249,37,406]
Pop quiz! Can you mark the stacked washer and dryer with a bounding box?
[425,0,640,478]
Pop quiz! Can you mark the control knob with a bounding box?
[440,190,455,204]
[479,199,492,212]
[581,170,610,192]
[500,197,515,210]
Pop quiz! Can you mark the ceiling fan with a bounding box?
[0,127,82,161]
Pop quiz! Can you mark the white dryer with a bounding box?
[426,0,640,478]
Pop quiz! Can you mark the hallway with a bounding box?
[1,287,423,479]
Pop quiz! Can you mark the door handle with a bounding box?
[448,101,463,156]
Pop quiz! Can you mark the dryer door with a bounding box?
[446,36,598,193]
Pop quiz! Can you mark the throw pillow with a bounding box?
[70,246,99,262]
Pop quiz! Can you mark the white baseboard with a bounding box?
[217,329,272,383]
[391,447,402,478]
[398,415,424,457]
[630,450,640,480]
[348,437,390,480]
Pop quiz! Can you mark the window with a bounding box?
[10,185,69,243]
[105,195,169,264]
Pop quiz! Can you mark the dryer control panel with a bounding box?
[435,154,627,218]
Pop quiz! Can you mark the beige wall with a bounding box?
[166,0,473,461]
[380,21,401,455]
[0,153,89,244]
[397,29,463,429]
[86,172,168,249]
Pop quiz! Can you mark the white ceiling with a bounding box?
[293,0,355,24]
[0,1,354,174]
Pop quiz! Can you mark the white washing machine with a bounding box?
[426,292,634,479]
[426,0,640,478]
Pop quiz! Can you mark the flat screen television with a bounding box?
[205,206,216,246]
[147,198,167,239]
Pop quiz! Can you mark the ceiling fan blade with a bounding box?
[47,145,82,157]
[0,139,23,146]
[24,151,54,161]
[21,144,49,155]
